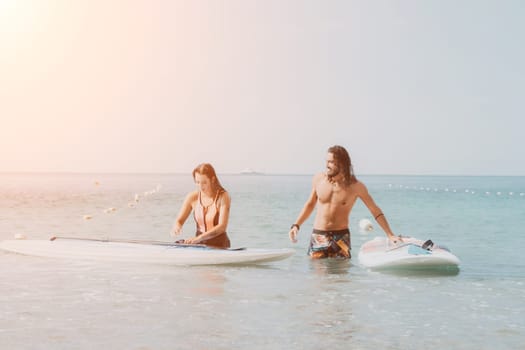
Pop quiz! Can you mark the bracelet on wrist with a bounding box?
[290,224,300,230]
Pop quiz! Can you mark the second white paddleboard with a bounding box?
[358,236,460,270]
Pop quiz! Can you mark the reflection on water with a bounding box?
[309,258,353,275]
[190,269,227,296]
[367,265,461,278]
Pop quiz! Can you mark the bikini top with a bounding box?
[193,190,223,233]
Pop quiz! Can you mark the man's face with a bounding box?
[326,152,339,177]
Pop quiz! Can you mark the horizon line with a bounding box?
[1,171,524,177]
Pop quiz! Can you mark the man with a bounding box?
[288,145,402,259]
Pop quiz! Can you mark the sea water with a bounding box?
[1,173,524,349]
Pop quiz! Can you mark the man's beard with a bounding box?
[327,167,340,178]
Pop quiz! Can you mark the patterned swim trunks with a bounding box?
[308,229,351,259]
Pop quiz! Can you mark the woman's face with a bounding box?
[194,173,213,193]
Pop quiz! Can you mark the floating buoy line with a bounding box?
[83,183,162,220]
[386,184,524,198]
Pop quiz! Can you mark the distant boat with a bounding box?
[239,168,264,175]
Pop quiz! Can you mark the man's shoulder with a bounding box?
[312,172,327,184]
[313,172,325,179]
[349,180,367,193]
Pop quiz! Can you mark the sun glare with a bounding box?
[0,0,40,34]
[0,0,53,70]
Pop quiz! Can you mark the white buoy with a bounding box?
[359,218,374,232]
[14,234,27,240]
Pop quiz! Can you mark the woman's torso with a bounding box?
[193,190,230,248]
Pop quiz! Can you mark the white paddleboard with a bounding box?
[358,236,460,270]
[0,239,295,266]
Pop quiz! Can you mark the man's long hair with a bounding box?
[328,145,357,186]
[192,163,226,194]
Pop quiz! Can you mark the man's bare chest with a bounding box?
[316,184,354,206]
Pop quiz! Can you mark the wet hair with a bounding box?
[328,145,357,186]
[192,163,226,194]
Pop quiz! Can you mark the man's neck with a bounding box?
[327,172,344,185]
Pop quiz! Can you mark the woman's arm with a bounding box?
[170,192,196,238]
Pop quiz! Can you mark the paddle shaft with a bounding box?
[49,236,246,251]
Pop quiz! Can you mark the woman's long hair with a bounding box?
[328,145,357,186]
[192,163,226,194]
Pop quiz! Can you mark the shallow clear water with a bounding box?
[1,173,524,349]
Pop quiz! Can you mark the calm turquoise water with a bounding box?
[1,173,524,349]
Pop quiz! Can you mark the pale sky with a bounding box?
[1,0,524,175]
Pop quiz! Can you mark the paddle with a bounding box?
[49,236,246,251]
[386,239,434,252]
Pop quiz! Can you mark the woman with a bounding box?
[171,163,231,248]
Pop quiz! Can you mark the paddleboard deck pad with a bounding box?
[0,238,295,266]
[358,236,460,270]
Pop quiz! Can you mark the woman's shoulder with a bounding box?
[185,190,199,202]
[217,190,231,205]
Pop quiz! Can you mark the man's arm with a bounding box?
[355,181,401,244]
[288,175,320,243]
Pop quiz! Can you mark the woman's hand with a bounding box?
[170,225,182,238]
[184,237,202,244]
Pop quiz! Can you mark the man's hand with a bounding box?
[289,227,299,243]
[388,235,403,244]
